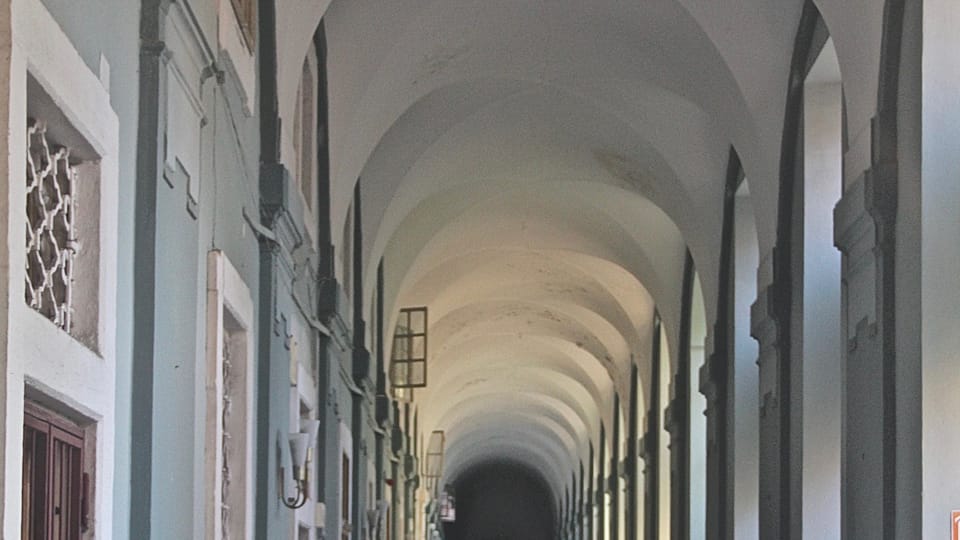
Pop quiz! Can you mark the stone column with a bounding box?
[752,269,800,540]
[833,147,898,540]
[578,466,585,540]
[667,252,694,540]
[626,364,640,540]
[598,425,606,540]
[664,371,689,540]
[587,443,595,540]
[640,431,657,540]
[699,151,740,540]
[643,315,663,540]
[610,393,621,540]
[699,329,732,540]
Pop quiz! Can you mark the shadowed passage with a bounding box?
[442,461,557,540]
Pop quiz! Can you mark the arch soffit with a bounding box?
[318,0,765,231]
[277,0,895,272]
[381,182,683,329]
[424,375,598,454]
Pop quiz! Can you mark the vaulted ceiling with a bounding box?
[275,0,886,511]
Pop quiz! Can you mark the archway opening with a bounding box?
[799,35,842,537]
[442,460,557,540]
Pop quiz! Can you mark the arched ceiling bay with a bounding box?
[285,0,833,513]
[317,0,809,259]
[269,0,898,520]
[343,44,706,509]
[358,82,727,319]
[376,181,671,507]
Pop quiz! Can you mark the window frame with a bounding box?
[296,52,318,215]
[390,307,429,389]
[21,401,92,540]
[229,0,256,51]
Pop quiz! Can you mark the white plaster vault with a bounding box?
[266,0,900,524]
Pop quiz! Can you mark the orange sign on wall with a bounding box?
[952,510,960,540]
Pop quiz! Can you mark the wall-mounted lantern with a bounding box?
[280,419,321,509]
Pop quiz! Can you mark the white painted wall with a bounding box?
[801,67,843,539]
[922,0,960,537]
[733,191,759,540]
[689,275,707,540]
[659,324,672,539]
[1,0,120,536]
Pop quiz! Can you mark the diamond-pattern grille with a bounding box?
[222,334,233,540]
[25,119,79,332]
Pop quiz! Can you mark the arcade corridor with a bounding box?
[0,0,957,539]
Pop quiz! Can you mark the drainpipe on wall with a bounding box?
[130,0,170,536]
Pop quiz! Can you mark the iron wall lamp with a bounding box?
[280,419,321,509]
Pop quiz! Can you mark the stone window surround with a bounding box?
[204,249,255,540]
[0,0,120,537]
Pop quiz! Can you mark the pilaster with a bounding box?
[639,431,658,540]
[664,377,688,540]
[610,393,621,540]
[833,153,897,540]
[597,425,606,540]
[698,337,731,540]
[626,364,640,540]
[752,268,801,540]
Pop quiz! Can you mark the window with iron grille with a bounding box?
[221,332,235,539]
[25,74,102,351]
[21,402,92,540]
[390,307,428,389]
[229,0,256,50]
[25,119,78,333]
